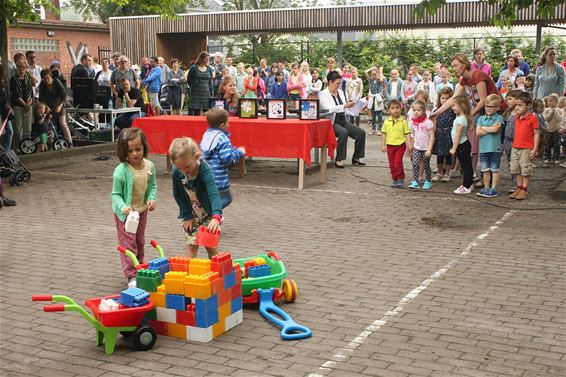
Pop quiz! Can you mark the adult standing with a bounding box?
[0,65,14,151]
[10,60,33,150]
[471,48,492,77]
[157,57,170,90]
[509,49,530,76]
[142,57,162,116]
[225,57,237,77]
[187,51,214,116]
[110,55,139,100]
[534,47,565,99]
[26,50,42,99]
[38,69,73,147]
[167,58,186,115]
[496,55,524,89]
[95,57,113,123]
[49,61,67,88]
[70,53,94,108]
[319,71,366,168]
[211,52,225,97]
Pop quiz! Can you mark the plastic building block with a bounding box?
[186,325,213,343]
[230,296,242,314]
[223,271,236,290]
[195,226,220,248]
[218,303,230,321]
[144,308,157,320]
[205,271,220,281]
[150,291,165,308]
[149,257,170,279]
[211,252,233,277]
[184,275,212,299]
[212,319,224,338]
[234,265,242,283]
[163,271,188,295]
[211,277,224,295]
[176,309,195,326]
[230,282,242,300]
[156,307,177,323]
[206,307,219,327]
[244,260,256,278]
[136,269,162,293]
[167,322,187,339]
[252,257,267,266]
[258,288,312,340]
[165,294,188,311]
[119,287,150,307]
[218,286,231,306]
[248,264,271,278]
[169,256,190,273]
[225,310,243,332]
[188,258,212,275]
[148,319,168,336]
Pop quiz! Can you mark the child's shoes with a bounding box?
[409,181,419,189]
[440,175,451,182]
[422,181,432,190]
[127,277,137,288]
[432,173,442,182]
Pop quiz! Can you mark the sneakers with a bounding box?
[0,197,16,206]
[422,180,432,190]
[560,162,566,168]
[409,180,420,189]
[391,179,404,188]
[543,159,549,167]
[376,131,382,136]
[368,130,377,135]
[554,160,561,165]
[453,185,472,194]
[127,277,137,288]
[510,188,521,199]
[514,190,528,200]
[432,173,442,182]
[440,175,451,182]
[478,188,499,198]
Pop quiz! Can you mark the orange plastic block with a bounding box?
[157,284,166,293]
[212,319,225,338]
[189,258,212,275]
[218,303,230,321]
[211,252,233,277]
[184,274,212,299]
[230,282,242,300]
[167,322,187,339]
[218,286,230,306]
[234,265,242,283]
[150,291,166,308]
[211,277,224,295]
[205,271,220,281]
[163,271,188,295]
[169,256,190,273]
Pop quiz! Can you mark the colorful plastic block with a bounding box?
[234,265,242,283]
[176,309,195,326]
[136,269,162,292]
[167,322,187,339]
[230,282,242,300]
[163,271,188,295]
[212,319,224,338]
[211,252,233,277]
[149,257,170,278]
[252,257,267,265]
[150,291,165,308]
[119,287,150,307]
[144,307,157,321]
[223,271,236,289]
[156,307,177,323]
[211,277,224,295]
[218,303,230,321]
[248,264,271,278]
[225,310,243,332]
[195,226,220,248]
[166,294,188,311]
[148,319,168,336]
[230,296,242,314]
[218,286,230,306]
[169,256,190,273]
[188,258,212,275]
[184,274,212,299]
[186,325,213,343]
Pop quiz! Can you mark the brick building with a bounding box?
[7,0,110,80]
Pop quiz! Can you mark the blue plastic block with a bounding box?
[206,307,219,327]
[196,310,207,328]
[166,294,188,311]
[195,298,207,316]
[149,257,170,279]
[120,287,150,307]
[223,271,236,290]
[230,296,242,314]
[205,294,218,312]
[247,264,271,278]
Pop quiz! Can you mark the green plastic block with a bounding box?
[136,269,162,292]
[144,307,157,320]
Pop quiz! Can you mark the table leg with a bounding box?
[238,158,246,177]
[111,113,115,143]
[298,158,305,190]
[166,153,172,173]
[320,146,327,183]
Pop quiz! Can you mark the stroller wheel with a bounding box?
[19,139,37,155]
[9,174,16,186]
[22,171,31,182]
[53,139,70,151]
[14,171,25,186]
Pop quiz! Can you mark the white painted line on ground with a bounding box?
[307,210,516,377]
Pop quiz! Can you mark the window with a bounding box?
[34,5,46,20]
[11,38,58,52]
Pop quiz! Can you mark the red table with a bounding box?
[133,116,337,189]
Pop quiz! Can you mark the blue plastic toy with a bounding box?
[257,288,312,340]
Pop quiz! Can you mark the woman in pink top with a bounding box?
[471,48,492,77]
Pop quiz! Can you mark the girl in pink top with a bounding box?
[471,48,492,77]
[287,63,304,109]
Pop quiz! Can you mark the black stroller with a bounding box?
[0,144,31,186]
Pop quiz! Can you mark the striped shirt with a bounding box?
[200,128,244,191]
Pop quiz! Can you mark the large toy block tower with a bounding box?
[139,252,243,343]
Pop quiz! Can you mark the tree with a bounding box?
[415,0,565,27]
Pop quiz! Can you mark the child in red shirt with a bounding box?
[509,92,540,200]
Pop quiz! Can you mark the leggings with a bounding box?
[412,149,431,182]
[371,111,383,131]
[543,130,560,161]
[456,140,473,189]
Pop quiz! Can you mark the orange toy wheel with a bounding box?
[282,278,298,303]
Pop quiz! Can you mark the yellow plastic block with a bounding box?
[218,303,230,321]
[252,257,266,265]
[167,322,187,339]
[189,258,212,275]
[157,284,166,293]
[163,271,188,295]
[212,319,225,338]
[150,291,166,308]
[184,274,212,299]
[169,256,191,273]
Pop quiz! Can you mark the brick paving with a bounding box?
[1,127,566,377]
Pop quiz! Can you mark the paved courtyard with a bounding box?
[1,129,566,377]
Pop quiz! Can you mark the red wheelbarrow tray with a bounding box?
[85,295,154,327]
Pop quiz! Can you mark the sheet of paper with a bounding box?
[345,98,367,117]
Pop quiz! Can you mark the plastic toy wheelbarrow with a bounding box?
[233,251,298,305]
[32,294,156,355]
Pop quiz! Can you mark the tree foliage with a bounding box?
[415,0,565,27]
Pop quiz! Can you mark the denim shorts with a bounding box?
[480,152,502,172]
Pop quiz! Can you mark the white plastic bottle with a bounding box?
[125,210,139,234]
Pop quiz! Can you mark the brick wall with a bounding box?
[8,23,110,80]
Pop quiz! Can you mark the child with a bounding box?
[406,90,430,119]
[235,63,247,96]
[243,67,258,99]
[308,69,322,99]
[533,98,546,165]
[385,69,403,104]
[408,100,435,190]
[514,75,526,91]
[435,70,454,93]
[416,70,436,110]
[287,62,303,110]
[402,70,418,112]
[269,71,288,100]
[509,91,539,200]
[346,67,363,126]
[524,74,535,95]
[111,128,157,287]
[432,88,456,182]
[542,94,563,165]
[170,137,222,258]
[450,95,475,194]
[200,108,246,209]
[502,90,522,192]
[32,102,50,152]
[366,67,385,135]
[476,94,504,197]
[381,99,412,187]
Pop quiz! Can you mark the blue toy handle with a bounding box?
[257,288,312,340]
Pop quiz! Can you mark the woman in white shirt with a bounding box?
[319,71,366,168]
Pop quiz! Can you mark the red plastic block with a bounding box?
[176,309,195,326]
[169,256,190,272]
[195,226,220,248]
[211,277,223,295]
[234,265,242,283]
[244,260,256,278]
[148,320,168,336]
[218,286,231,306]
[230,282,242,300]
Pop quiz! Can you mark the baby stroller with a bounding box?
[159,84,172,115]
[0,144,31,186]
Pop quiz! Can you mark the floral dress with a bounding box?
[433,110,455,156]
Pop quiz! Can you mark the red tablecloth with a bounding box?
[133,116,336,166]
